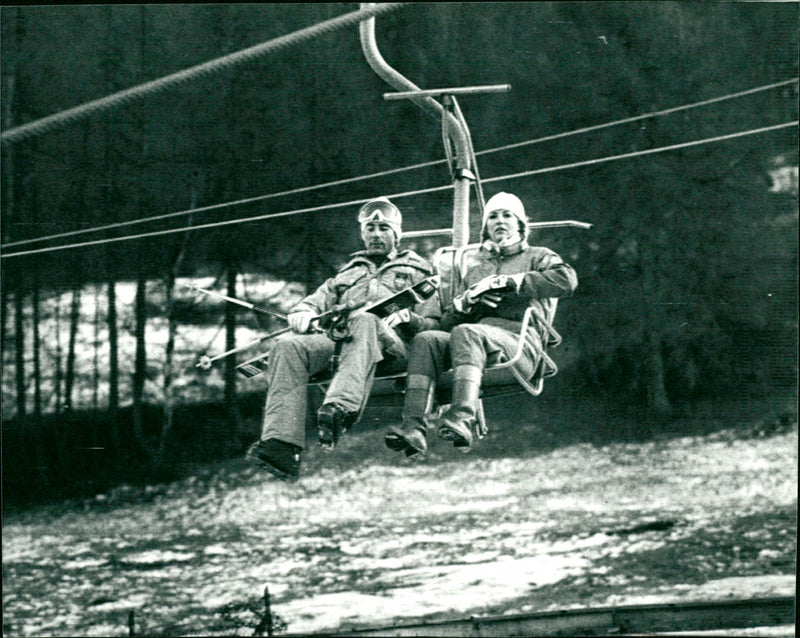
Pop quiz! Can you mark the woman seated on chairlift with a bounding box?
[385,191,578,457]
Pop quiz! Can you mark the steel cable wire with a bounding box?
[2,119,795,259]
[0,3,409,145]
[3,78,795,250]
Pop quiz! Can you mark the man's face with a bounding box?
[361,221,396,255]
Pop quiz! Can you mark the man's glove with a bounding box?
[287,310,315,334]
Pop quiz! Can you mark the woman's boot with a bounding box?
[384,376,435,457]
[437,365,482,452]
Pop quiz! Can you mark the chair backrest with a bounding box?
[432,242,562,397]
[432,243,560,330]
[431,245,462,312]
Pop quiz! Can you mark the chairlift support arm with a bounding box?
[360,4,485,247]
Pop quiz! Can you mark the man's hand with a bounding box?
[287,310,315,334]
[383,308,411,328]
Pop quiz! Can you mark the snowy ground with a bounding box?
[2,420,795,637]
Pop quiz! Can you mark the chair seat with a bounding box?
[434,364,532,404]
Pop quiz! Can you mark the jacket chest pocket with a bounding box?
[384,267,414,291]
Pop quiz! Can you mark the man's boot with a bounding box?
[245,439,302,482]
[437,365,482,452]
[384,378,435,457]
[317,402,359,451]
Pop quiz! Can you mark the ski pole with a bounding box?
[195,308,337,369]
[196,327,292,369]
[181,282,287,320]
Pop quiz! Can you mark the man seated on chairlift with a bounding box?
[385,192,578,457]
[246,197,440,482]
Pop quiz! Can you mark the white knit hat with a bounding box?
[358,197,402,241]
[481,192,528,240]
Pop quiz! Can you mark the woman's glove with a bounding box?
[454,274,524,312]
[383,308,412,328]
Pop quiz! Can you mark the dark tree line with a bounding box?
[1,3,797,450]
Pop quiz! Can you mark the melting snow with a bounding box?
[124,550,196,564]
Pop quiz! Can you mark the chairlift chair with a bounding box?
[237,7,590,440]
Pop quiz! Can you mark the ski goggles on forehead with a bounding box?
[358,201,401,224]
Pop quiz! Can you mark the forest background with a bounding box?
[1,2,797,507]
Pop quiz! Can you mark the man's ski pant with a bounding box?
[259,314,405,449]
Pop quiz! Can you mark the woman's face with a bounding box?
[486,209,521,244]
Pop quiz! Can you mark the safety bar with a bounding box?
[486,306,560,397]
[403,220,593,239]
[486,307,559,372]
[384,85,511,100]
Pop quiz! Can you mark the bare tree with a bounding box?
[130,5,155,462]
[53,294,62,414]
[107,279,119,413]
[158,181,196,465]
[32,277,41,417]
[3,8,25,419]
[92,284,100,410]
[131,271,150,455]
[14,289,26,418]
[224,260,239,425]
[64,286,81,412]
[103,6,121,417]
[26,137,43,418]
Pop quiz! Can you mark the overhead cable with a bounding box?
[480,120,798,185]
[1,156,445,249]
[4,77,795,250]
[476,77,798,157]
[0,3,409,145]
[2,119,795,259]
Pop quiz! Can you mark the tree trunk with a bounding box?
[32,287,49,491]
[64,287,81,412]
[32,280,42,417]
[158,188,194,466]
[159,271,177,466]
[93,284,100,411]
[28,138,42,418]
[131,5,156,463]
[640,243,672,417]
[5,14,25,419]
[106,277,121,458]
[14,289,26,419]
[224,262,240,429]
[643,324,671,416]
[1,286,9,375]
[107,279,119,412]
[131,272,152,458]
[57,287,80,477]
[104,4,120,417]
[54,295,63,414]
